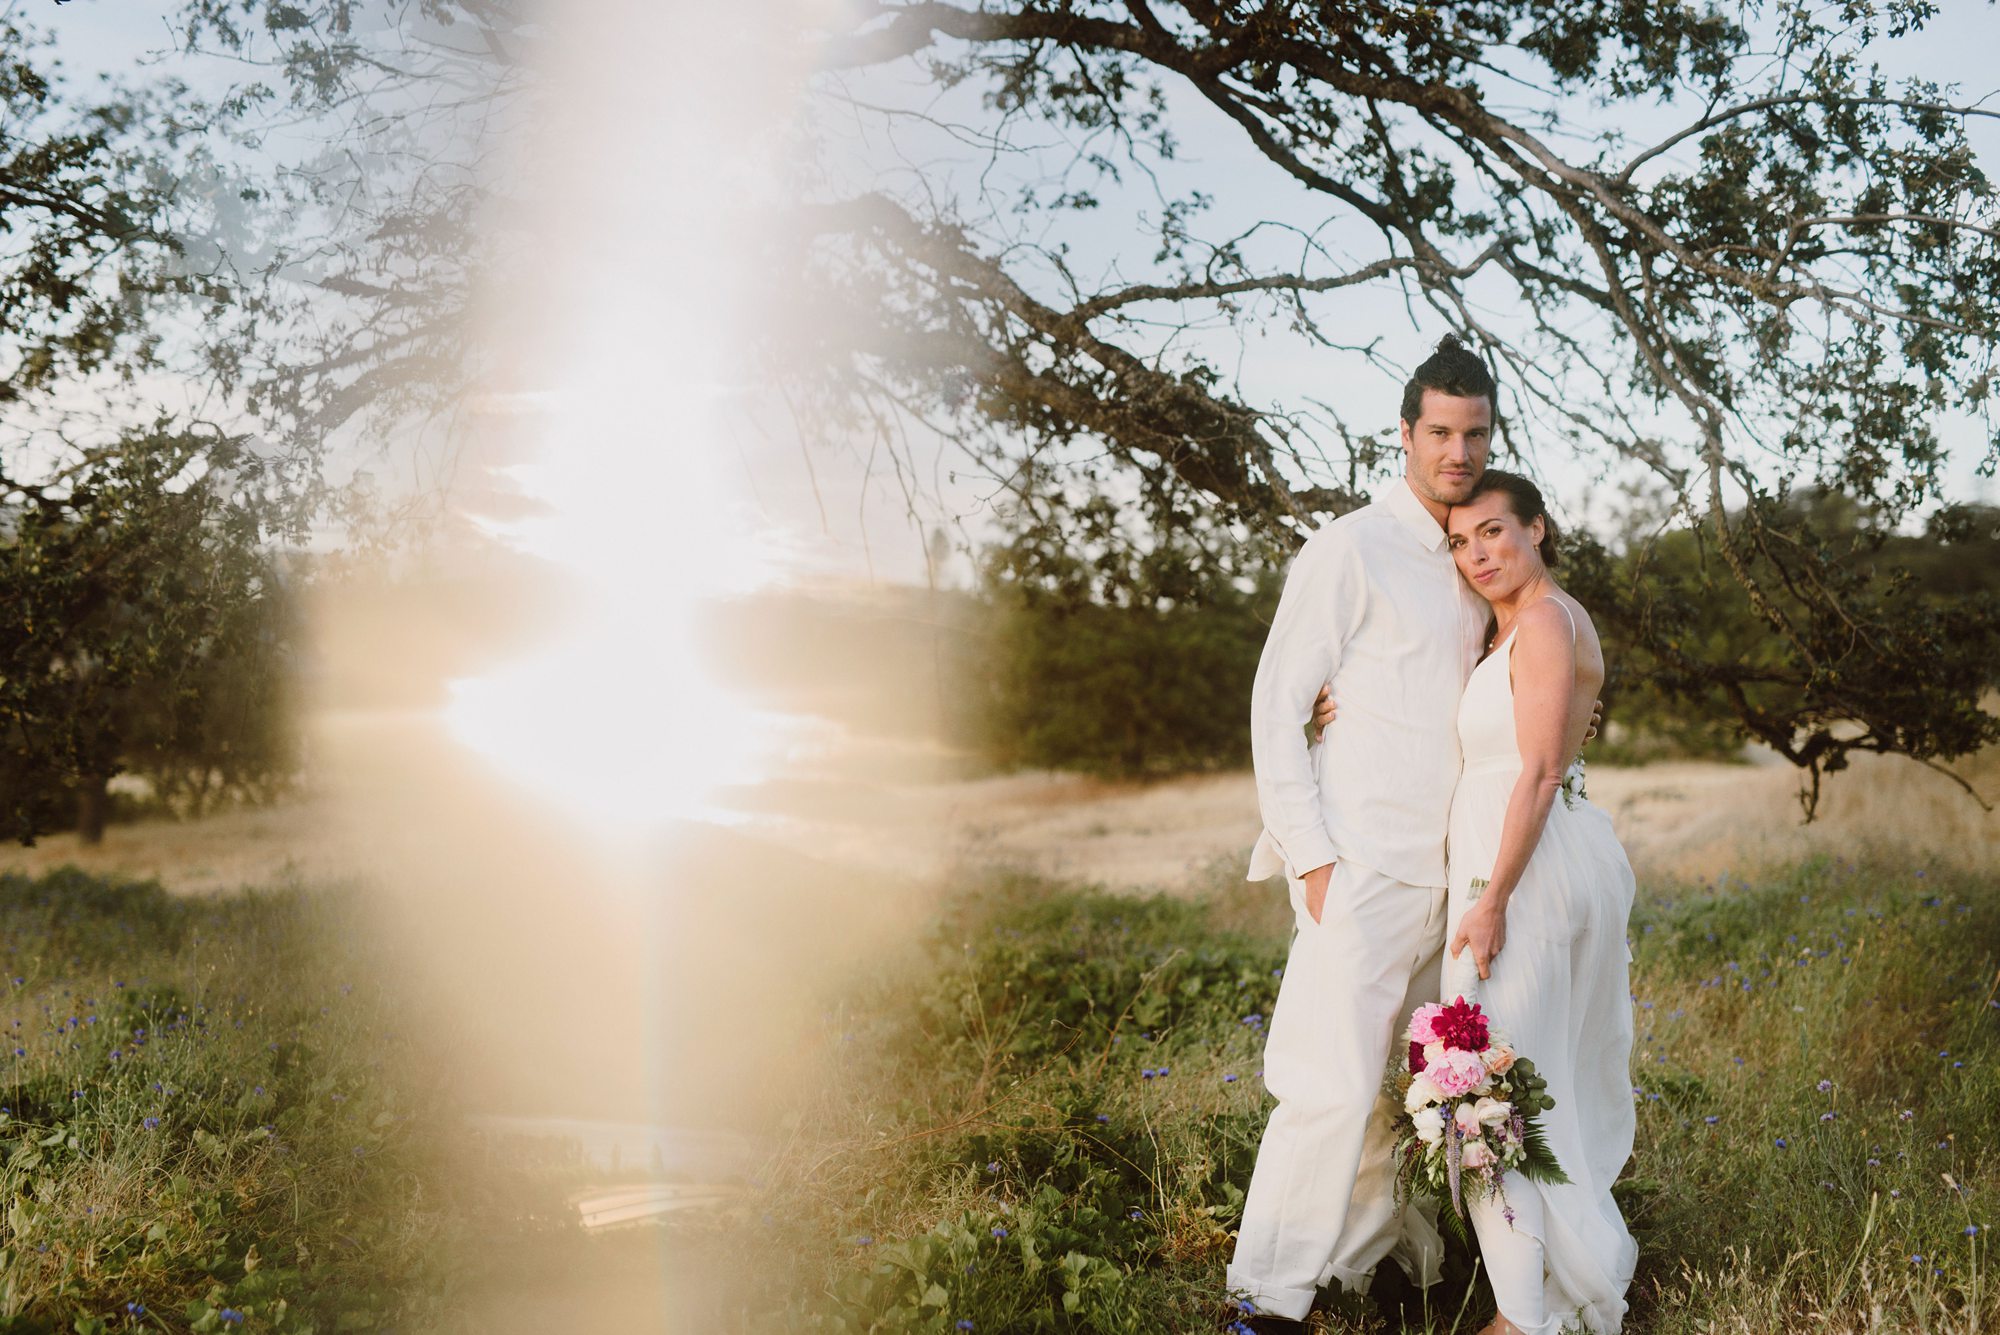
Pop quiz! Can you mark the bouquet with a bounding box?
[1391,996,1567,1232]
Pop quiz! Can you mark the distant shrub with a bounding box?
[971,492,1282,778]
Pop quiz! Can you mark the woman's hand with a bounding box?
[1449,895,1509,981]
[1311,684,1338,740]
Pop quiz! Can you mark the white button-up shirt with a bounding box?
[1247,477,1489,889]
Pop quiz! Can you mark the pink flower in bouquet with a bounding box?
[1408,1003,1448,1045]
[1482,1044,1517,1075]
[1453,1102,1484,1136]
[1433,998,1490,1052]
[1428,1047,1489,1097]
[1462,1140,1494,1170]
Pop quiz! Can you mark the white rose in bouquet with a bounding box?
[1412,1106,1445,1144]
[1404,1073,1446,1115]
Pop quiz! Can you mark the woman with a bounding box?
[1441,469,1637,1334]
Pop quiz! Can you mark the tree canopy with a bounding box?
[797,0,2000,805]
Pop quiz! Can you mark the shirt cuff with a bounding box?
[1281,828,1340,880]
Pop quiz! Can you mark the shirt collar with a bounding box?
[1384,475,1449,551]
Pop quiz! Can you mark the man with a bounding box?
[1227,335,1496,1331]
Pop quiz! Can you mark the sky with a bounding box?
[34,0,2000,588]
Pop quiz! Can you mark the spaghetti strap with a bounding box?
[1499,597,1577,654]
[1546,596,1578,645]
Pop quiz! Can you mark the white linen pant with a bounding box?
[1468,1176,1562,1335]
[1226,859,1449,1320]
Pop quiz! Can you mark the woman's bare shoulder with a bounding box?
[1514,595,1576,646]
[1550,591,1606,685]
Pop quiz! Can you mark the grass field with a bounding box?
[719,855,1999,1333]
[0,870,620,1335]
[3,843,1995,1332]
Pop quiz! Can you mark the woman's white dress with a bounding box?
[1443,605,1639,1334]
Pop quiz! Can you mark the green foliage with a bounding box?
[0,18,315,843]
[975,581,1275,777]
[0,16,181,407]
[972,491,1284,778]
[0,870,470,1332]
[0,427,302,843]
[739,858,2000,1332]
[1574,494,2000,773]
[739,876,1288,1330]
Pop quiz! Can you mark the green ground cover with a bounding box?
[3,857,1995,1333]
[0,870,507,1334]
[733,857,2000,1333]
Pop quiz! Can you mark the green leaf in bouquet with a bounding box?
[1514,1117,1572,1186]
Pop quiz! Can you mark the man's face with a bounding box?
[1399,389,1493,506]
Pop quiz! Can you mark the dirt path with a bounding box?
[6,738,1991,900]
[733,746,1998,893]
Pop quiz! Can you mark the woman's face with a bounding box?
[1447,491,1545,603]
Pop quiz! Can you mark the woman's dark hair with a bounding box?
[1466,468,1561,568]
[1399,333,1497,425]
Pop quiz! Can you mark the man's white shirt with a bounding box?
[1247,477,1489,889]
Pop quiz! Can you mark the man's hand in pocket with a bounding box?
[1302,861,1335,924]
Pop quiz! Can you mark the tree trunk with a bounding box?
[76,776,110,846]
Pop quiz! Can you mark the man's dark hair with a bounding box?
[1399,333,1497,425]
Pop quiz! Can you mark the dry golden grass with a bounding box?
[0,795,361,895]
[1590,744,2000,881]
[8,736,1992,900]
